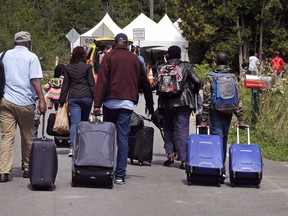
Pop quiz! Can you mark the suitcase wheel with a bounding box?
[231,182,235,188]
[217,182,221,187]
[188,180,192,186]
[256,184,260,189]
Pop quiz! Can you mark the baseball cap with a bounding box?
[115,33,128,43]
[274,50,280,55]
[14,31,31,43]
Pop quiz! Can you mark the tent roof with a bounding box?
[81,13,121,37]
[122,13,158,41]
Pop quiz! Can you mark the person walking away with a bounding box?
[93,33,154,185]
[132,45,146,72]
[200,51,245,179]
[248,53,260,75]
[44,64,65,111]
[271,50,285,77]
[151,45,201,169]
[99,45,112,65]
[59,46,94,157]
[0,31,47,182]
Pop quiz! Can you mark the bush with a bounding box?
[229,78,288,161]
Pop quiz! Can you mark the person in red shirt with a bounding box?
[271,51,285,77]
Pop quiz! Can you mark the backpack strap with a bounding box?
[0,51,7,61]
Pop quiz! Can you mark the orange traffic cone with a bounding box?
[147,68,154,85]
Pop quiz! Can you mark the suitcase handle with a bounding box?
[236,124,250,144]
[41,114,47,140]
[196,125,210,135]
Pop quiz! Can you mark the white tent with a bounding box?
[122,13,189,61]
[122,13,158,47]
[80,13,122,47]
[156,15,188,61]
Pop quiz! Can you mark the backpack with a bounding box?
[209,71,239,113]
[0,51,7,98]
[157,63,184,97]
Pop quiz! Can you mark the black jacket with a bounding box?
[59,61,94,105]
[151,59,201,110]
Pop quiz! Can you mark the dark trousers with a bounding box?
[162,106,192,161]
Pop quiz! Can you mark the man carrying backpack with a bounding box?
[200,51,245,178]
[152,45,201,169]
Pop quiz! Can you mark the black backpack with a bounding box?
[0,51,7,98]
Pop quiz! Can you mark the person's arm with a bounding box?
[234,79,245,128]
[187,64,201,94]
[200,75,212,126]
[139,66,154,116]
[31,78,47,114]
[59,67,69,106]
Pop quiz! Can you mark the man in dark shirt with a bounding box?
[94,33,154,185]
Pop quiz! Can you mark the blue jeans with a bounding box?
[162,106,192,161]
[103,106,132,180]
[210,111,233,168]
[68,97,93,148]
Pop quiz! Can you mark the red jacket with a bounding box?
[94,44,154,113]
[271,56,285,73]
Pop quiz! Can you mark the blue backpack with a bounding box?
[208,71,239,113]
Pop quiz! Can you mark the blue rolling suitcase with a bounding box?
[186,126,225,186]
[229,125,263,188]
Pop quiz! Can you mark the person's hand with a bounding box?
[93,107,102,116]
[238,120,246,129]
[39,100,47,114]
[200,121,208,128]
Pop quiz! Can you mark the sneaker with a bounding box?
[163,158,174,166]
[67,149,73,157]
[114,178,125,185]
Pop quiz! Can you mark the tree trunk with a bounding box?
[259,0,266,61]
[237,19,243,77]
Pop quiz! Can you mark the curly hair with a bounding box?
[70,46,86,64]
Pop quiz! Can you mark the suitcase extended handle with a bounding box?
[41,114,47,140]
[236,124,250,144]
[196,125,210,135]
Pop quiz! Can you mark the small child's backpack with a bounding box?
[208,71,239,113]
[157,63,184,97]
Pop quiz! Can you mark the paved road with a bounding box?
[0,94,288,216]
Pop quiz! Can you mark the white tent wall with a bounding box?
[80,13,121,47]
[122,13,189,62]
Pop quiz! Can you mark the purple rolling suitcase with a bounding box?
[29,114,58,190]
[229,125,263,188]
[186,126,224,186]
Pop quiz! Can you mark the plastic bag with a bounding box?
[53,102,69,135]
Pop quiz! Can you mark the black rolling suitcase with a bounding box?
[29,114,58,189]
[46,112,70,147]
[71,121,116,188]
[128,126,154,166]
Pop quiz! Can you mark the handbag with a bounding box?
[53,102,70,135]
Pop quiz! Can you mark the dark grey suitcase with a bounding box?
[71,121,116,188]
[128,126,154,166]
[29,114,58,189]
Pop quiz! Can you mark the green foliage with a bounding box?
[228,78,288,161]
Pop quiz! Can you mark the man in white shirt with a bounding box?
[248,53,260,75]
[0,31,47,182]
